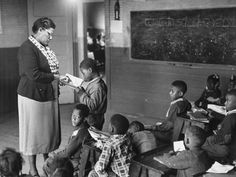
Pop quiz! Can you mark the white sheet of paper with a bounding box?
[65,73,83,87]
[206,161,234,173]
[207,104,226,115]
[173,140,186,152]
[111,20,123,33]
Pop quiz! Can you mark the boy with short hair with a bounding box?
[154,126,212,177]
[54,104,90,169]
[0,147,27,177]
[43,156,74,177]
[153,80,191,142]
[88,114,133,177]
[202,89,236,162]
[127,121,157,154]
[76,58,107,130]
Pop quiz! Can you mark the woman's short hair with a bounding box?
[32,17,56,33]
[79,58,98,73]
[0,148,24,177]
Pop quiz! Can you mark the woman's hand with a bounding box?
[54,74,60,80]
[54,74,69,86]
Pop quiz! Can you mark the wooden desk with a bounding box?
[78,142,101,177]
[172,113,209,141]
[129,144,175,177]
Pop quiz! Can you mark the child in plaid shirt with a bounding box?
[88,114,133,177]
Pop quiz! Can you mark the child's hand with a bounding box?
[94,164,108,177]
[97,171,108,177]
[75,86,85,94]
[168,150,175,155]
[207,97,220,103]
[224,134,231,144]
[162,152,172,158]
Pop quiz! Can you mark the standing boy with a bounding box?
[88,114,133,177]
[76,58,107,130]
[153,80,191,142]
[202,89,236,162]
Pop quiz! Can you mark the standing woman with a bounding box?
[17,17,63,176]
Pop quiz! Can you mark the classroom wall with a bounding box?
[105,0,236,124]
[0,0,28,114]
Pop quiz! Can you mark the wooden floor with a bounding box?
[0,102,150,176]
[0,104,75,176]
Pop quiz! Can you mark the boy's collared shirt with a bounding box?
[79,76,107,115]
[166,97,184,117]
[159,97,191,132]
[95,134,133,177]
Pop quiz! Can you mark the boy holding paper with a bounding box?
[154,126,212,177]
[76,58,107,130]
[202,89,236,162]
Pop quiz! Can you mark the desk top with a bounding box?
[132,144,172,174]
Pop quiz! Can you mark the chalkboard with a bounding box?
[131,8,236,65]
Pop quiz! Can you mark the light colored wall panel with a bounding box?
[27,0,74,104]
[106,0,236,122]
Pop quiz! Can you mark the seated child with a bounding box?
[88,114,133,177]
[76,58,107,130]
[154,126,212,177]
[53,104,90,169]
[227,74,236,92]
[195,74,221,109]
[202,89,236,162]
[153,80,191,142]
[43,156,74,177]
[0,147,29,177]
[127,121,157,154]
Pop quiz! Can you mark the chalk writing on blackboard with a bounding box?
[131,8,236,65]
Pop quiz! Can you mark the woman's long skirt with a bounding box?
[18,94,61,155]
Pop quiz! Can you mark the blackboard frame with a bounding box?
[130,8,236,69]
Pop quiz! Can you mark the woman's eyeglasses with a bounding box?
[44,29,53,39]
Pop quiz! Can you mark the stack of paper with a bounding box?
[206,161,234,173]
[65,73,83,87]
[173,140,186,152]
[207,104,226,115]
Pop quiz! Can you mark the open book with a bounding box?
[207,104,226,115]
[60,73,84,89]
